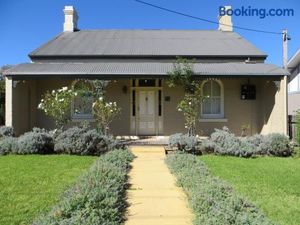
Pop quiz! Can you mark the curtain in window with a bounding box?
[72,81,94,119]
[203,80,221,115]
[73,96,93,117]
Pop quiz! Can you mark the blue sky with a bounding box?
[0,0,299,66]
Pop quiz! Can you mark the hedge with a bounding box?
[165,153,275,225]
[33,149,134,225]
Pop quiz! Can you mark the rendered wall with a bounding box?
[5,78,37,135]
[260,76,287,135]
[7,77,287,136]
[288,92,300,115]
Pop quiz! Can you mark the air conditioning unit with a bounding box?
[241,85,256,100]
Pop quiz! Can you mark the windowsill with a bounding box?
[199,118,228,122]
[71,117,95,122]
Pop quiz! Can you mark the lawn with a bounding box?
[201,155,300,225]
[0,155,96,225]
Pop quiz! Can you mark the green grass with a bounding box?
[201,155,300,225]
[0,155,96,225]
[294,147,300,158]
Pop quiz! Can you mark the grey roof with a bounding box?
[29,30,267,58]
[5,62,288,78]
[288,48,300,70]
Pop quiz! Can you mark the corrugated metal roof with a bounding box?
[5,62,288,77]
[288,48,300,70]
[29,30,267,58]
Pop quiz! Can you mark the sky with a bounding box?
[0,0,299,67]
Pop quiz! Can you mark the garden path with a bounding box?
[125,146,193,225]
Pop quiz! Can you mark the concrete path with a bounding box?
[125,146,193,225]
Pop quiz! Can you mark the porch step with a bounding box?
[117,136,169,146]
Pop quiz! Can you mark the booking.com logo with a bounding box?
[219,6,294,19]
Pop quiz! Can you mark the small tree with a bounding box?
[92,80,110,98]
[168,58,204,136]
[167,58,193,90]
[177,85,202,136]
[38,86,76,129]
[0,65,13,92]
[92,97,121,135]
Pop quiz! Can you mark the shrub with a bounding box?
[210,126,231,146]
[38,86,76,128]
[92,97,121,135]
[169,133,183,148]
[245,134,264,148]
[211,127,241,156]
[166,154,275,225]
[17,128,54,154]
[54,127,120,156]
[198,139,216,154]
[207,127,292,157]
[168,133,199,154]
[0,137,18,155]
[258,133,293,157]
[239,138,258,158]
[33,149,134,225]
[0,126,14,138]
[179,134,199,153]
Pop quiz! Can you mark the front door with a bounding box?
[138,90,155,135]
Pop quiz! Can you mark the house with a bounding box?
[288,49,300,115]
[4,6,289,136]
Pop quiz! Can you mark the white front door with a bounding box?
[138,90,155,135]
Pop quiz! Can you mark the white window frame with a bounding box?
[200,79,224,119]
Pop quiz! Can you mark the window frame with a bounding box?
[71,80,95,121]
[200,79,224,119]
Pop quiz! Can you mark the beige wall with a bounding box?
[288,92,300,115]
[198,78,261,136]
[162,78,283,136]
[163,77,287,136]
[6,78,131,135]
[5,78,38,135]
[163,82,186,134]
[260,76,287,135]
[106,80,131,135]
[6,77,287,136]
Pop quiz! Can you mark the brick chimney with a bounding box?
[218,6,233,32]
[63,6,78,32]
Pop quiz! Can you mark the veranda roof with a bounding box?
[5,62,289,79]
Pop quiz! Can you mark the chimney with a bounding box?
[218,6,233,32]
[63,6,78,32]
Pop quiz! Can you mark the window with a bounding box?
[132,90,136,116]
[158,90,162,116]
[201,80,224,118]
[72,80,94,120]
[138,79,156,87]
